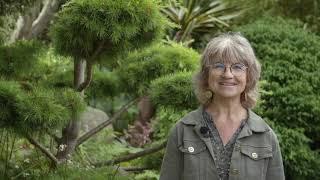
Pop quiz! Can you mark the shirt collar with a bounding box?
[181,106,269,133]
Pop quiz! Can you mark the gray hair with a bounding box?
[194,32,261,108]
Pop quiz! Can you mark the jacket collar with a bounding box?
[181,106,269,134]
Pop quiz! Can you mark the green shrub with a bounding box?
[0,40,44,80]
[237,16,320,179]
[86,70,121,99]
[152,106,189,140]
[117,43,199,96]
[237,16,320,139]
[46,165,132,180]
[134,170,159,180]
[150,71,198,111]
[266,119,320,179]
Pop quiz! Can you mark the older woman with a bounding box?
[159,32,285,180]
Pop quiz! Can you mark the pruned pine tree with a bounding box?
[50,0,166,162]
[0,40,86,176]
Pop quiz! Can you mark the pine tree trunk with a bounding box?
[56,59,85,162]
[127,95,155,147]
[137,96,155,125]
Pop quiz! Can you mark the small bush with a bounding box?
[118,43,199,96]
[150,71,198,111]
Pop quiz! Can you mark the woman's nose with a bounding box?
[222,66,233,78]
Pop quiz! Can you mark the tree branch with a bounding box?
[29,0,61,39]
[77,41,105,92]
[77,60,93,92]
[93,141,167,167]
[9,3,41,43]
[25,134,59,166]
[121,166,152,172]
[46,131,60,144]
[76,98,139,147]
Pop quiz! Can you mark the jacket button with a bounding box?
[230,169,240,175]
[251,152,258,159]
[188,147,194,153]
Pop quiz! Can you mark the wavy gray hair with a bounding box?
[194,32,261,108]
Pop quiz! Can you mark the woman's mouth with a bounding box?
[219,82,237,86]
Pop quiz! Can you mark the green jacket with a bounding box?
[160,107,285,180]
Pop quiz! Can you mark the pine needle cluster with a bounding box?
[50,0,167,61]
[0,81,85,135]
[0,40,43,80]
[117,43,199,96]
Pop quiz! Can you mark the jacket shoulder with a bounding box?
[179,108,202,125]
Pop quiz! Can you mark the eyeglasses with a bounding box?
[210,62,247,76]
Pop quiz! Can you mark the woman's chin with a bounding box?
[215,92,241,100]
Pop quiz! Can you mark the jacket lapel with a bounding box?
[181,107,217,162]
[193,123,216,161]
[238,109,270,139]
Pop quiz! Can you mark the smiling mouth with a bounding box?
[219,82,237,86]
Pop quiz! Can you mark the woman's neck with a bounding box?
[205,97,247,124]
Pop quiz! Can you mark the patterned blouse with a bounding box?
[202,110,247,180]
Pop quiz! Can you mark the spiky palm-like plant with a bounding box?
[161,0,241,44]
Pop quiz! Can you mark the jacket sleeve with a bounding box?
[266,129,285,180]
[159,124,183,180]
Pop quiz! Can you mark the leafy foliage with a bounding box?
[46,165,132,180]
[134,170,159,180]
[50,0,167,62]
[86,70,121,99]
[46,67,121,99]
[225,0,320,34]
[162,0,241,44]
[0,81,85,135]
[0,81,21,127]
[150,71,197,111]
[0,40,44,80]
[237,16,320,179]
[0,0,36,15]
[266,120,320,179]
[237,16,320,140]
[117,43,199,96]
[152,106,188,140]
[17,88,70,133]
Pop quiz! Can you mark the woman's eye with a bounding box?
[213,63,225,69]
[232,64,245,70]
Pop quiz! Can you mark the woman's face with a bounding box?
[207,62,247,100]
